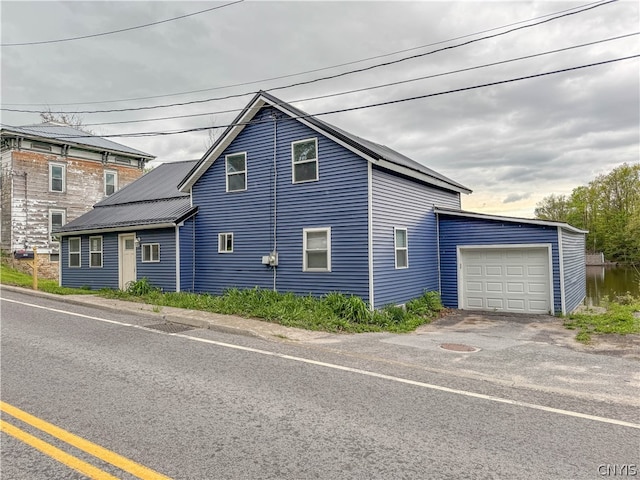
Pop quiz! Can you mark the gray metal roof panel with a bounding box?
[2,123,154,158]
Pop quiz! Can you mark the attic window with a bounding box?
[225,153,247,192]
[292,138,318,183]
[31,142,52,152]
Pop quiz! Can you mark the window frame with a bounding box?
[394,227,409,269]
[292,138,318,184]
[303,227,331,272]
[225,152,247,193]
[218,233,234,253]
[49,162,66,193]
[68,237,81,268]
[142,243,160,263]
[104,170,118,196]
[89,236,103,268]
[49,209,66,242]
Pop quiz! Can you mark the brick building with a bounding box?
[1,122,155,278]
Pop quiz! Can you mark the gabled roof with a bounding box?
[1,122,154,159]
[179,91,471,194]
[57,160,197,235]
[434,207,588,234]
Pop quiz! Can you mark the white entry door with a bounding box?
[119,233,137,290]
[458,246,552,314]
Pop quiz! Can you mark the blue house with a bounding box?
[57,92,586,315]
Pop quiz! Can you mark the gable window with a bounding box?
[104,170,118,196]
[292,138,318,183]
[218,233,233,253]
[49,163,66,192]
[303,227,331,272]
[142,243,160,262]
[89,236,103,268]
[49,209,65,242]
[225,153,247,192]
[394,227,408,269]
[69,238,81,268]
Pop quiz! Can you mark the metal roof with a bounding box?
[56,160,198,235]
[1,123,154,158]
[180,91,471,194]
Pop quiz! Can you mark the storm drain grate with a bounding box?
[145,323,195,333]
[439,343,480,353]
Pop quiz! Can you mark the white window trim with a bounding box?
[292,138,318,184]
[218,233,234,253]
[68,237,81,268]
[49,209,66,243]
[225,152,247,193]
[394,227,409,269]
[142,243,160,263]
[89,236,103,268]
[49,162,66,193]
[303,227,331,272]
[104,169,118,196]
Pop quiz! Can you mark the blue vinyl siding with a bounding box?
[60,234,119,289]
[191,107,370,300]
[438,215,563,314]
[561,228,586,313]
[179,217,196,292]
[372,167,460,308]
[136,228,177,292]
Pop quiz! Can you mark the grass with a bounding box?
[564,294,640,343]
[0,263,92,295]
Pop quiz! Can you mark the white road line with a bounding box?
[4,296,639,430]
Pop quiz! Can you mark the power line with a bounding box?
[1,0,611,106]
[1,0,618,115]
[5,54,636,139]
[0,1,244,47]
[77,32,638,128]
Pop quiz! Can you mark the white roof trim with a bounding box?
[57,222,177,237]
[434,207,588,234]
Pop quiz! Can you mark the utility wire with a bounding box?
[76,32,637,127]
[0,1,244,47]
[5,55,636,139]
[1,0,618,115]
[1,0,611,106]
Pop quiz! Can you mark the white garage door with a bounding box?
[459,246,552,314]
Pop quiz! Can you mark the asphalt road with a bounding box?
[1,289,638,479]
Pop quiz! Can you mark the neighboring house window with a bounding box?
[69,238,81,268]
[89,236,103,268]
[104,170,118,196]
[303,227,331,272]
[49,209,65,242]
[225,153,247,192]
[394,227,408,269]
[218,233,233,253]
[49,163,66,192]
[142,243,160,262]
[292,138,318,183]
[49,254,60,262]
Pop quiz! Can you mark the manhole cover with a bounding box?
[439,343,480,352]
[145,323,194,333]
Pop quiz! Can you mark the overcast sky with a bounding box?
[1,1,638,217]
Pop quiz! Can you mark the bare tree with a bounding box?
[39,108,94,134]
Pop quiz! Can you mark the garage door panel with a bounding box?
[460,247,551,314]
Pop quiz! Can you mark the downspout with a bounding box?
[435,208,441,295]
[272,113,278,291]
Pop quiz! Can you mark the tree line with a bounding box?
[535,163,640,264]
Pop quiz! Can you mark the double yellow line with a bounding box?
[0,401,171,479]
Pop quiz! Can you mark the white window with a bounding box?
[394,227,408,269]
[142,243,160,262]
[89,236,103,268]
[104,170,118,196]
[303,227,331,272]
[49,163,66,192]
[69,238,81,268]
[49,209,65,242]
[292,138,318,183]
[218,233,233,253]
[225,153,247,192]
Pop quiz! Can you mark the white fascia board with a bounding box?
[435,207,587,234]
[57,223,176,237]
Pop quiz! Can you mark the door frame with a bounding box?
[118,233,137,290]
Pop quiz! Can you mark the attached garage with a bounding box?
[436,208,587,315]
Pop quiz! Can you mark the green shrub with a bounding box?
[126,277,160,296]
